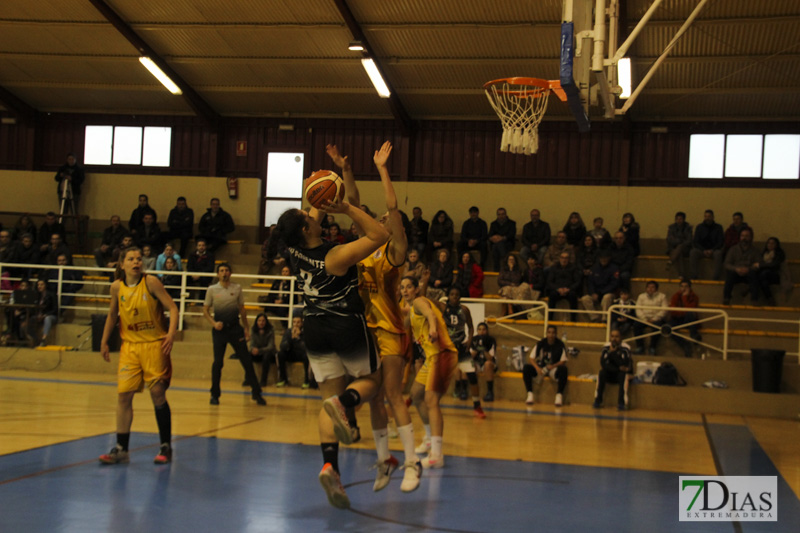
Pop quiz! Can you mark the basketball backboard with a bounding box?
[560,0,599,132]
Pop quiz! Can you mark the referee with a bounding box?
[203,263,266,406]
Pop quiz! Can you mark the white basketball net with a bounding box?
[485,82,551,155]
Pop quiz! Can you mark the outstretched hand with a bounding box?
[318,198,351,215]
[325,144,349,169]
[373,141,392,168]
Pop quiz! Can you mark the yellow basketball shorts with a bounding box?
[414,349,457,394]
[118,340,172,393]
[372,328,410,360]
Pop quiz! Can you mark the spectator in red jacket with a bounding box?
[455,251,484,298]
[669,279,701,357]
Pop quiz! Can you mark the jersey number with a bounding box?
[298,269,320,297]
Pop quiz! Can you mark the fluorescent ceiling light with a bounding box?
[361,58,391,98]
[348,41,365,51]
[618,57,631,99]
[139,56,183,95]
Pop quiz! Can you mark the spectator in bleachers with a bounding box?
[545,251,582,323]
[93,215,127,268]
[689,209,724,280]
[197,198,235,253]
[409,207,429,256]
[3,278,33,342]
[633,280,668,355]
[522,325,568,407]
[488,207,516,271]
[593,329,634,410]
[428,210,454,261]
[0,230,17,263]
[12,233,39,280]
[457,206,488,268]
[35,279,58,346]
[589,217,612,249]
[155,243,182,274]
[259,224,287,276]
[610,288,636,336]
[666,211,693,278]
[41,233,71,266]
[723,211,750,254]
[576,233,599,278]
[250,312,276,388]
[47,253,83,313]
[470,322,497,402]
[519,208,551,263]
[278,313,314,388]
[619,212,640,256]
[580,251,619,323]
[542,231,574,268]
[38,212,66,253]
[325,223,345,244]
[427,248,454,300]
[345,222,360,243]
[455,251,483,298]
[722,227,760,306]
[128,194,157,237]
[107,234,134,270]
[165,196,194,257]
[758,237,785,307]
[135,212,162,254]
[160,257,182,300]
[54,153,85,214]
[562,212,586,247]
[522,256,545,299]
[669,279,701,357]
[141,244,156,271]
[498,253,536,315]
[11,215,37,242]
[265,265,298,319]
[609,231,635,290]
[187,238,215,303]
[402,249,426,282]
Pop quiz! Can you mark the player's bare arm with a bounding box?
[414,297,438,342]
[322,201,389,276]
[101,281,120,363]
[146,274,178,355]
[326,144,359,207]
[374,141,408,266]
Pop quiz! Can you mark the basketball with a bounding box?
[304,169,344,209]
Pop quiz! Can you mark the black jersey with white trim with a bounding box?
[288,241,364,317]
[443,304,467,345]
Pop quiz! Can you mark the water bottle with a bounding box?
[561,332,568,346]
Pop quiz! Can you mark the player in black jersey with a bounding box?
[269,198,388,510]
[470,322,498,402]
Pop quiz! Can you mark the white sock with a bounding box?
[373,428,390,462]
[431,436,443,458]
[424,424,432,440]
[396,423,418,462]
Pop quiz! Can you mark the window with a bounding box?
[84,125,172,167]
[264,152,304,227]
[689,133,799,180]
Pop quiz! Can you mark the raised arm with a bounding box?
[374,141,408,266]
[322,201,389,276]
[326,144,359,208]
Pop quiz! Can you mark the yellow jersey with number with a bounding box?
[118,275,167,343]
[358,242,404,334]
[410,296,457,357]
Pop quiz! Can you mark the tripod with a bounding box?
[58,178,76,224]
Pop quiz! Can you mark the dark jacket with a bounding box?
[563,223,587,247]
[693,221,724,251]
[586,261,619,296]
[600,343,633,373]
[523,265,545,292]
[101,224,128,247]
[198,208,235,238]
[187,250,216,274]
[135,222,162,250]
[429,260,454,292]
[460,218,488,245]
[666,222,693,251]
[251,323,276,356]
[38,222,67,246]
[129,206,157,232]
[609,242,635,273]
[168,206,195,235]
[54,163,86,195]
[38,290,58,317]
[545,263,582,293]
[619,222,640,256]
[489,218,517,248]
[409,217,429,248]
[521,220,551,250]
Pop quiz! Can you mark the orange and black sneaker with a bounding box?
[318,463,350,509]
[154,443,172,464]
[99,445,129,465]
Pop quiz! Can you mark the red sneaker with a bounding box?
[474,406,486,419]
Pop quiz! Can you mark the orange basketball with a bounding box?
[304,169,344,209]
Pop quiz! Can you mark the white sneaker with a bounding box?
[400,459,423,492]
[421,455,445,469]
[322,396,353,445]
[372,456,399,492]
[525,391,534,405]
[319,463,350,509]
[414,437,431,455]
[554,393,563,407]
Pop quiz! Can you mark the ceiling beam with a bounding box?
[86,0,219,125]
[0,84,36,122]
[331,0,413,135]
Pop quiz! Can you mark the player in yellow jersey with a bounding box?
[98,247,178,465]
[399,275,457,469]
[327,141,423,492]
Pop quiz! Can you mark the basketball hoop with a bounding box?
[483,77,567,155]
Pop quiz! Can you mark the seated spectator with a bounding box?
[345,223,360,243]
[93,215,127,268]
[545,251,582,322]
[610,288,636,336]
[455,251,483,298]
[41,233,72,266]
[402,249,426,281]
[669,279,701,358]
[278,314,314,388]
[488,207,516,271]
[609,231,635,290]
[562,212,586,247]
[38,212,67,254]
[522,256,545,298]
[155,243,182,275]
[580,251,619,323]
[186,238,216,302]
[519,208,551,263]
[165,196,194,257]
[12,233,39,280]
[689,209,724,280]
[160,257,182,300]
[0,229,18,264]
[470,322,497,402]
[250,313,276,387]
[666,211,693,279]
[542,231,575,268]
[106,234,134,270]
[588,217,612,249]
[47,253,83,313]
[135,212,162,253]
[723,211,750,254]
[429,210,455,261]
[758,237,785,307]
[593,329,634,410]
[427,248,453,300]
[197,198,235,253]
[409,207,429,256]
[325,222,345,244]
[3,279,34,342]
[141,244,157,271]
[619,212,640,256]
[266,265,299,318]
[522,324,568,407]
[34,279,58,346]
[633,280,668,355]
[575,234,599,279]
[498,253,536,315]
[11,214,37,242]
[129,194,157,236]
[722,227,760,305]
[457,206,488,268]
